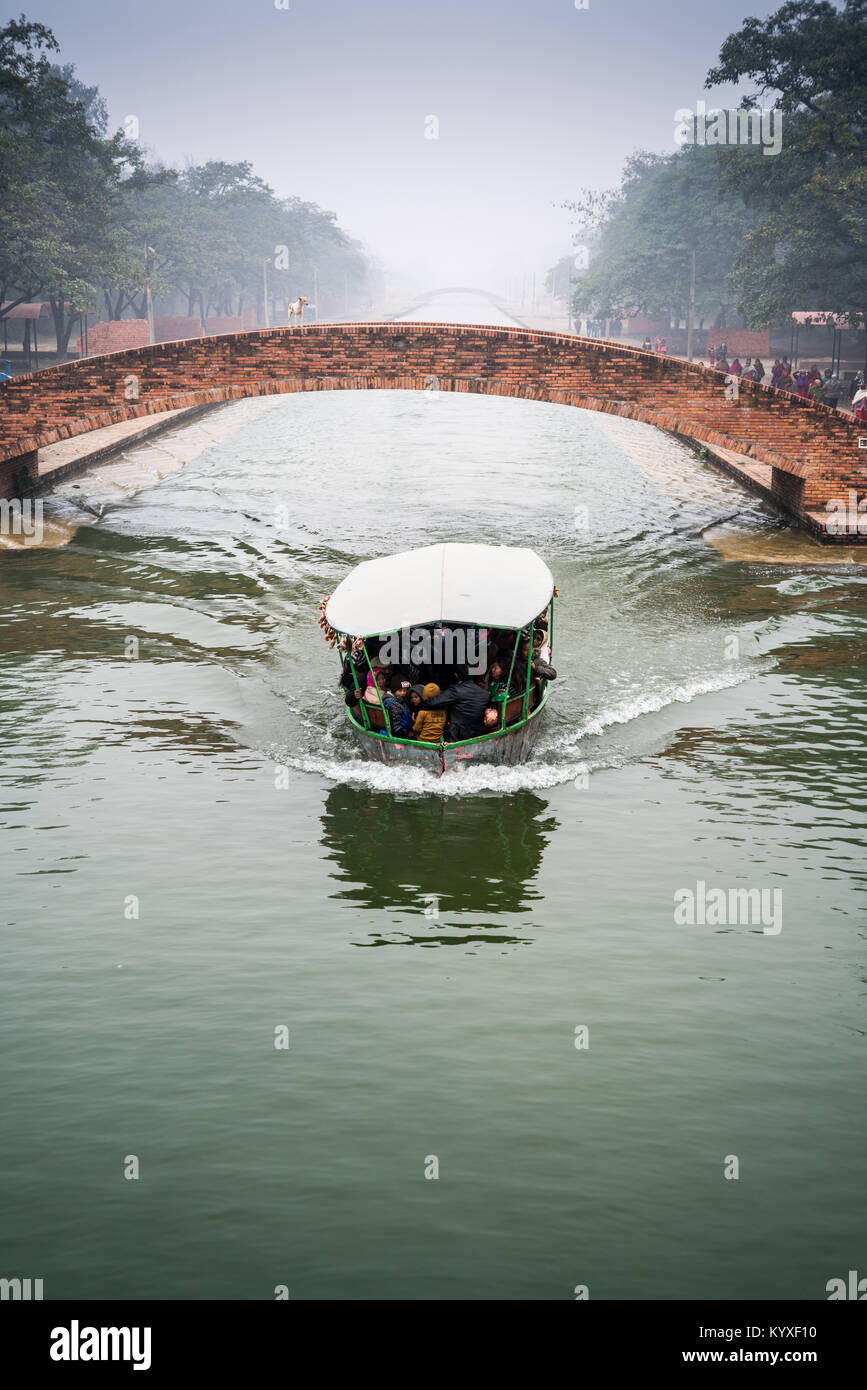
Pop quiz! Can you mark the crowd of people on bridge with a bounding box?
[701,342,865,413]
[632,333,864,413]
[339,619,557,745]
[704,343,766,382]
[641,336,669,354]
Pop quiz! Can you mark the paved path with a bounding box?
[35,405,209,482]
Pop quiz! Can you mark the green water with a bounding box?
[1,379,865,1300]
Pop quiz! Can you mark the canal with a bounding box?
[0,294,864,1299]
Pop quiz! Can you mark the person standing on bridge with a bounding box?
[821,369,841,409]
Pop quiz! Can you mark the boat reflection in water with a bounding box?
[320,784,557,948]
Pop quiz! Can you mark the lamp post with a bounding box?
[145,244,156,344]
[687,247,696,362]
[263,257,270,329]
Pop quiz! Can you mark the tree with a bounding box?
[0,16,373,355]
[705,0,867,347]
[106,162,369,327]
[562,150,753,350]
[0,18,68,313]
[0,16,139,350]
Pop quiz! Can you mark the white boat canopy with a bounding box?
[326,543,554,637]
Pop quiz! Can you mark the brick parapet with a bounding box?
[0,324,862,520]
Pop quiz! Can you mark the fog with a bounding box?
[17,0,780,303]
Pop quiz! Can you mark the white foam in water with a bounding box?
[767,573,867,596]
[563,665,763,742]
[273,664,765,796]
[278,750,606,795]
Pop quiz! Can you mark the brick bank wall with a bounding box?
[0,323,863,511]
[0,457,16,496]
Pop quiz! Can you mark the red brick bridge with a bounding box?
[0,322,863,533]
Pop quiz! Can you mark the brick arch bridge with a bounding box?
[0,322,862,530]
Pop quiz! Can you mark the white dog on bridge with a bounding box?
[288,295,308,327]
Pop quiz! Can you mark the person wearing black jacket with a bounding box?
[420,668,490,743]
[340,652,367,707]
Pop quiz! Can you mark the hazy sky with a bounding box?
[13,0,784,296]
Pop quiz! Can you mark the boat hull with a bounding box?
[347,691,548,774]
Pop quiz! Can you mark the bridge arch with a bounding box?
[390,286,523,325]
[398,286,513,308]
[0,322,861,527]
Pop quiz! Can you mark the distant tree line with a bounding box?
[0,16,375,354]
[549,0,866,353]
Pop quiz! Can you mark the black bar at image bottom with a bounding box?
[2,1299,863,1374]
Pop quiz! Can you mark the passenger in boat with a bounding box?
[364,669,389,704]
[488,659,507,695]
[532,627,557,680]
[384,675,413,737]
[510,636,558,697]
[412,683,448,743]
[421,667,489,743]
[426,625,465,691]
[339,650,367,703]
[366,661,392,689]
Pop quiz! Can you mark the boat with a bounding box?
[322,542,556,773]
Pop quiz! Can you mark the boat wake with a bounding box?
[270,663,766,796]
[767,572,867,596]
[561,664,762,742]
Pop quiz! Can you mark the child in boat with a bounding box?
[412,682,448,744]
[488,660,509,716]
[366,662,392,689]
[488,659,506,691]
[384,675,413,737]
[363,669,388,704]
[489,658,508,700]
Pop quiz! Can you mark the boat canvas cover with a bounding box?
[326,543,554,637]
